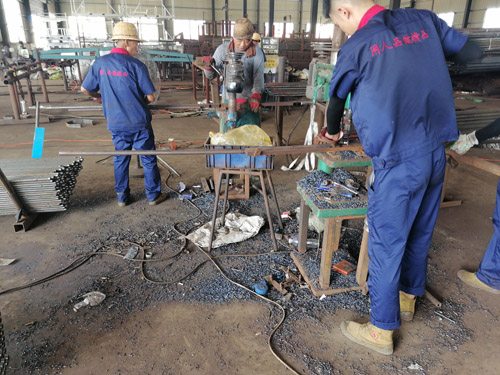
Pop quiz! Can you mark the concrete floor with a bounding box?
[0,80,500,375]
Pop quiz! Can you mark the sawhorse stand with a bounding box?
[208,169,283,252]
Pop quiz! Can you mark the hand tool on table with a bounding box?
[319,179,359,196]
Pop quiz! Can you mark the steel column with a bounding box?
[310,0,318,38]
[462,0,473,28]
[225,0,229,36]
[269,0,274,37]
[243,0,247,18]
[298,0,303,33]
[0,0,9,44]
[389,0,401,9]
[256,0,260,32]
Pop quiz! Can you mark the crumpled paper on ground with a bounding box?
[186,212,265,249]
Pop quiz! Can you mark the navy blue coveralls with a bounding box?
[329,6,467,330]
[82,48,161,203]
[477,179,500,290]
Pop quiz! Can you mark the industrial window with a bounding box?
[1,0,25,43]
[438,12,455,27]
[173,19,204,40]
[68,16,108,42]
[306,23,334,39]
[123,17,159,42]
[265,22,294,38]
[483,8,500,28]
[31,15,48,48]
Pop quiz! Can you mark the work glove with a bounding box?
[450,131,479,155]
[248,92,261,112]
[201,56,214,70]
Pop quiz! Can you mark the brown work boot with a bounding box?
[457,270,500,294]
[400,291,416,322]
[117,198,130,207]
[148,192,167,206]
[340,321,393,355]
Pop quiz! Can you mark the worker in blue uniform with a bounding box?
[450,119,500,294]
[322,0,483,354]
[81,22,167,207]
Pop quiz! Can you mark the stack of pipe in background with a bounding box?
[0,158,83,215]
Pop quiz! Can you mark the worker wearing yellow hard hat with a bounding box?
[252,32,261,44]
[81,22,166,207]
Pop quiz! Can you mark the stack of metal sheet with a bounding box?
[0,157,83,216]
[0,313,7,375]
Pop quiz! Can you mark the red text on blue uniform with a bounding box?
[370,30,429,57]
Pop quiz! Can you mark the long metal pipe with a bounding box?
[59,144,363,157]
[0,168,25,212]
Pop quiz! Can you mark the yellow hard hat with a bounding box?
[252,33,261,42]
[112,22,143,42]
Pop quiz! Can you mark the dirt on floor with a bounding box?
[0,81,500,375]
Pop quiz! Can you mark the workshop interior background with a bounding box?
[1,0,500,374]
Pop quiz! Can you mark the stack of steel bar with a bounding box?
[450,30,500,75]
[0,157,83,216]
[456,109,500,136]
[0,313,7,375]
[456,109,500,146]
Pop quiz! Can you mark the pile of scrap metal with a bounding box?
[265,266,303,297]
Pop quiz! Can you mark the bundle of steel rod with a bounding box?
[0,157,83,216]
[450,30,500,75]
[456,109,500,134]
[0,313,7,375]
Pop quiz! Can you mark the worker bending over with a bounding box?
[323,0,483,354]
[203,18,265,127]
[81,22,167,207]
[451,120,500,294]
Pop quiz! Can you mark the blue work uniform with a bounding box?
[477,179,500,290]
[329,6,467,330]
[82,48,161,203]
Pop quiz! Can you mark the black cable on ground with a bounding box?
[159,171,301,374]
[0,171,301,374]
